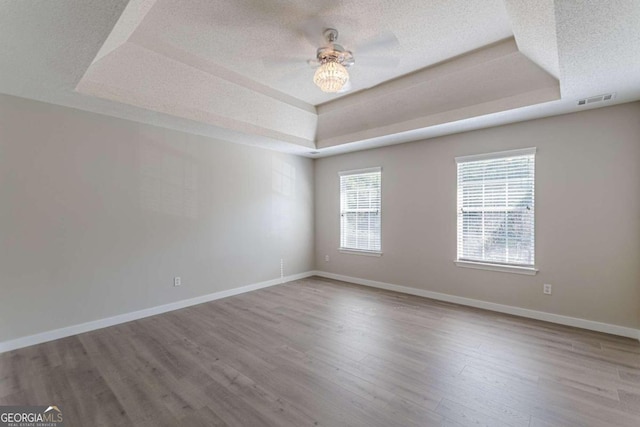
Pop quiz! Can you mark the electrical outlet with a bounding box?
[325,255,330,262]
[543,284,552,295]
[174,277,181,287]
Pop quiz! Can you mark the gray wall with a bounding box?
[315,102,640,329]
[0,94,314,342]
[2,93,638,343]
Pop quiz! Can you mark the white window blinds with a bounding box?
[340,168,381,252]
[456,148,535,266]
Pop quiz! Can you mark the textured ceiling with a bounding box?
[131,0,513,105]
[1,1,640,157]
[555,0,640,99]
[504,0,559,78]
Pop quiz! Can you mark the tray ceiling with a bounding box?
[129,0,513,106]
[1,1,640,156]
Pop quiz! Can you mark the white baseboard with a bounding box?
[3,270,637,353]
[312,271,640,341]
[0,271,315,354]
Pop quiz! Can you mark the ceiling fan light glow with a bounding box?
[313,61,349,93]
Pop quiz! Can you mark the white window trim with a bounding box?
[339,166,382,254]
[456,147,536,270]
[455,147,536,164]
[339,248,383,257]
[339,166,382,176]
[454,260,538,275]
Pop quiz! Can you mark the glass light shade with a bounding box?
[313,61,349,93]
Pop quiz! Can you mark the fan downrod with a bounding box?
[323,28,339,43]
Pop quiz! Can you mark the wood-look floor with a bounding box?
[1,277,639,426]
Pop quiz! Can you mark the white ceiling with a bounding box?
[131,0,513,105]
[1,1,639,157]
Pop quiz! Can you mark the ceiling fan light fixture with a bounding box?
[313,61,349,93]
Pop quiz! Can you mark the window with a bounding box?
[456,148,535,272]
[340,167,381,254]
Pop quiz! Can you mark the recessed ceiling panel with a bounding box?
[316,39,560,147]
[2,0,639,158]
[77,42,317,147]
[130,0,513,105]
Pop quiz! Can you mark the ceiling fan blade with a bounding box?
[355,32,399,56]
[355,56,400,68]
[299,16,327,47]
[262,57,309,69]
[337,80,352,93]
[274,67,313,84]
[299,14,344,47]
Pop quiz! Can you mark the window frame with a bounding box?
[455,148,538,275]
[338,167,383,256]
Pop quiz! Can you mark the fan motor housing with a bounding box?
[316,44,355,67]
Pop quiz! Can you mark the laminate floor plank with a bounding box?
[1,276,639,426]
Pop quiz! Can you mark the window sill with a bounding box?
[339,248,383,257]
[454,260,538,275]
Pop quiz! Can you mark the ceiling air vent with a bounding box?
[578,93,615,106]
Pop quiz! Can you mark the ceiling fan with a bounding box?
[263,25,400,94]
[308,28,354,93]
[308,28,400,93]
